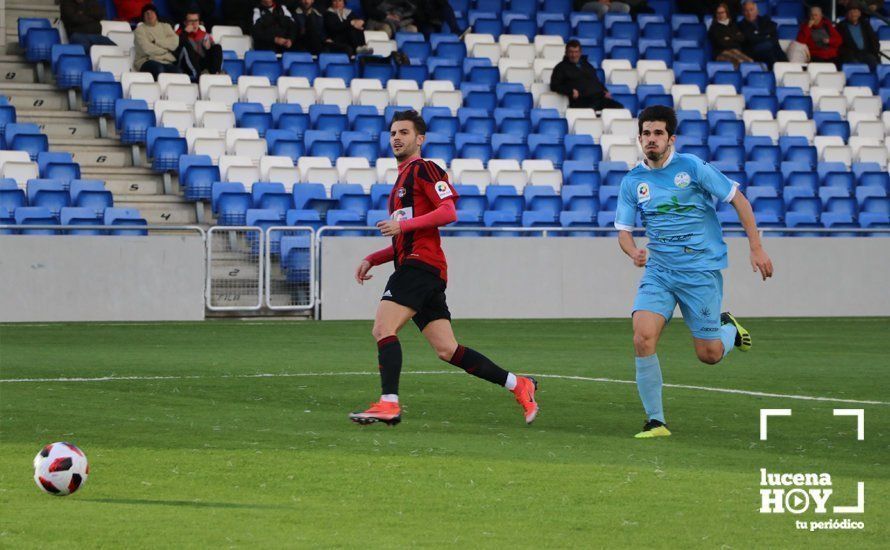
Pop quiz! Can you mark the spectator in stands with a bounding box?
[796,6,842,63]
[222,0,258,34]
[837,5,882,69]
[114,0,152,24]
[293,0,351,54]
[414,0,468,37]
[176,9,225,81]
[550,40,624,111]
[251,0,301,53]
[168,0,216,28]
[324,0,373,56]
[359,0,418,38]
[133,4,183,78]
[575,0,630,17]
[838,0,887,17]
[61,0,117,51]
[738,0,787,67]
[708,2,754,69]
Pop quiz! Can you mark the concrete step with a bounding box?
[0,82,70,111]
[17,109,101,139]
[80,166,167,196]
[0,58,39,84]
[49,137,133,168]
[116,195,199,225]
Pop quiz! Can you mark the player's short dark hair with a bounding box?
[566,39,581,50]
[389,109,427,135]
[638,105,678,137]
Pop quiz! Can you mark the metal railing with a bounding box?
[265,226,316,311]
[206,226,263,311]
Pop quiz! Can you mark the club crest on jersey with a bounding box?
[397,187,406,198]
[637,182,651,203]
[674,171,691,188]
[434,181,453,199]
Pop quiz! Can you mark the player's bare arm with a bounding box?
[618,230,647,267]
[730,192,774,281]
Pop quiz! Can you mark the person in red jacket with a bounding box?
[176,8,224,82]
[796,6,842,63]
[114,0,152,23]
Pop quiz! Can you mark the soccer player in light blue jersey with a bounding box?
[614,105,775,439]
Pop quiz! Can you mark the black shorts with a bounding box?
[381,266,451,331]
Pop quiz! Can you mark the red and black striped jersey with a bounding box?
[388,157,459,282]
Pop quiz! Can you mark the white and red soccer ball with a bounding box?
[33,442,89,496]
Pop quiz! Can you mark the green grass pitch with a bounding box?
[1,318,888,548]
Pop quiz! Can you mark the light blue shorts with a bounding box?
[632,264,724,339]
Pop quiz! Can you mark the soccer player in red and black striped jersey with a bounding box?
[348,110,539,426]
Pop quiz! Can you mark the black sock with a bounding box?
[447,345,509,387]
[377,335,402,395]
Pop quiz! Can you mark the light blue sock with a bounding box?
[635,354,664,423]
[720,324,738,358]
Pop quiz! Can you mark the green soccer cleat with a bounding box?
[721,311,752,351]
[634,419,671,439]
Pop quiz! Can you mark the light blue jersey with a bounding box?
[615,151,739,272]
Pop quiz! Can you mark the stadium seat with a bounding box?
[15,206,59,235]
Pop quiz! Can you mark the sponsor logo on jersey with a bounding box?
[674,171,691,188]
[656,196,695,214]
[391,207,413,221]
[637,182,651,203]
[435,181,453,199]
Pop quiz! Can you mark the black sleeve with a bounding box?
[549,61,571,97]
[360,0,386,20]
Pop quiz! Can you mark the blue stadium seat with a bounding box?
[483,210,521,236]
[529,134,565,167]
[326,209,366,236]
[245,50,278,71]
[178,155,218,201]
[18,18,51,48]
[6,123,48,161]
[279,234,313,282]
[275,107,310,137]
[147,127,187,172]
[60,207,103,235]
[252,182,293,220]
[114,99,155,144]
[562,162,600,192]
[25,27,60,63]
[212,182,251,225]
[818,120,850,142]
[15,206,59,234]
[83,71,121,117]
[234,102,273,137]
[859,197,890,229]
[286,209,323,231]
[245,208,285,251]
[460,116,495,140]
[0,187,26,226]
[332,183,371,218]
[492,134,529,161]
[712,119,745,142]
[104,208,147,236]
[822,196,858,231]
[294,184,336,216]
[37,151,75,178]
[287,60,320,81]
[51,44,90,89]
[249,59,283,84]
[370,184,394,210]
[398,64,429,86]
[524,186,561,219]
[266,129,304,162]
[70,179,112,216]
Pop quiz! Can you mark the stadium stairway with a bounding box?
[1,18,206,227]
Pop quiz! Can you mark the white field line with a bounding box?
[1,371,887,406]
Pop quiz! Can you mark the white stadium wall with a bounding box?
[319,237,890,320]
[0,235,206,322]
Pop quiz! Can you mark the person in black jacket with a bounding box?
[222,0,257,33]
[61,0,117,51]
[360,0,418,38]
[251,0,301,52]
[837,5,881,69]
[292,0,351,55]
[708,2,753,68]
[324,0,371,56]
[738,0,787,67]
[550,40,624,111]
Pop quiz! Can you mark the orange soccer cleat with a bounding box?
[348,400,402,426]
[511,376,539,424]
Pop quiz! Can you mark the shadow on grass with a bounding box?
[83,497,288,510]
